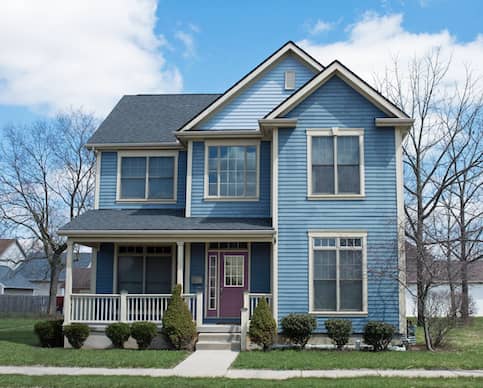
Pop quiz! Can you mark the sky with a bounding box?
[0,0,482,127]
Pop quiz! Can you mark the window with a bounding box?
[285,71,296,90]
[308,129,364,197]
[309,233,367,314]
[117,245,173,294]
[206,143,258,199]
[208,242,248,250]
[224,255,244,287]
[118,152,177,201]
[208,255,217,310]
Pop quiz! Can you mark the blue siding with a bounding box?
[277,75,399,333]
[250,242,271,293]
[190,141,271,218]
[189,243,205,294]
[195,54,316,130]
[98,151,186,209]
[96,243,114,293]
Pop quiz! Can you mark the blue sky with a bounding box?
[0,0,481,128]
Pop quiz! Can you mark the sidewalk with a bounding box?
[1,350,483,380]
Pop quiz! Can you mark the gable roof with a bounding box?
[265,60,410,121]
[87,94,220,148]
[0,239,15,257]
[0,265,36,290]
[178,41,324,132]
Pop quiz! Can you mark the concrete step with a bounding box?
[196,340,241,351]
[198,325,241,333]
[198,332,240,342]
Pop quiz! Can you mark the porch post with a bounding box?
[176,241,184,291]
[63,239,73,324]
[90,247,97,293]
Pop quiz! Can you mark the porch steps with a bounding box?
[198,324,241,333]
[196,328,241,351]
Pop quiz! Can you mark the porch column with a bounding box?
[63,239,73,324]
[176,241,184,291]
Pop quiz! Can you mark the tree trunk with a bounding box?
[461,261,470,322]
[423,319,434,352]
[48,255,62,316]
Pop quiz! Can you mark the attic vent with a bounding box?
[284,71,296,90]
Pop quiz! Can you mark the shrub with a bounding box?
[63,323,90,349]
[248,298,276,351]
[281,314,316,349]
[131,321,158,350]
[34,319,64,348]
[363,321,395,351]
[162,284,197,350]
[325,319,352,350]
[106,322,131,349]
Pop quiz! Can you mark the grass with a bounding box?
[0,376,483,388]
[233,318,483,370]
[0,318,187,368]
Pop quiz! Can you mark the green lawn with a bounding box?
[0,375,482,388]
[233,318,483,370]
[0,318,187,368]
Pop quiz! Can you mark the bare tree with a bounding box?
[0,109,97,314]
[376,50,482,350]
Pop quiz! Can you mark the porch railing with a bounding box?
[69,292,202,326]
[241,292,273,351]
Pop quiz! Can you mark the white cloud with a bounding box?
[175,24,200,58]
[0,0,183,116]
[309,20,334,35]
[299,12,483,91]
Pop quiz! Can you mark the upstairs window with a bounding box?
[117,151,177,201]
[205,143,258,199]
[308,129,364,198]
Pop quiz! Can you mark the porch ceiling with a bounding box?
[58,209,274,241]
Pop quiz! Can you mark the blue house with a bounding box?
[59,41,413,350]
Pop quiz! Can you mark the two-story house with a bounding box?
[59,41,413,350]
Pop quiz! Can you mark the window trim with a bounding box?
[223,254,245,288]
[308,230,368,316]
[116,150,178,203]
[306,128,365,200]
[203,140,260,201]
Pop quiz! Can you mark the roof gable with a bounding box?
[178,41,324,132]
[266,60,409,120]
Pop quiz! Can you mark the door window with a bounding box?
[224,255,244,287]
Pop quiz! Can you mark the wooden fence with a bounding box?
[0,295,49,314]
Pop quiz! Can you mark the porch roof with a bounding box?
[58,209,274,238]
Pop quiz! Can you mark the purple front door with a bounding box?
[219,252,248,318]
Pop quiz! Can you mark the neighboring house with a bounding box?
[405,245,483,316]
[0,239,26,270]
[16,252,91,296]
[59,41,413,350]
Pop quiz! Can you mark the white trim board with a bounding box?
[266,61,410,121]
[179,41,323,132]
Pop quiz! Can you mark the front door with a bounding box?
[219,252,248,318]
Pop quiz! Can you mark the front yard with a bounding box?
[233,318,483,370]
[0,318,187,368]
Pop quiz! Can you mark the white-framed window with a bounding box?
[208,254,218,310]
[307,128,365,199]
[204,141,259,200]
[116,151,178,202]
[308,231,367,315]
[224,255,244,287]
[116,245,173,294]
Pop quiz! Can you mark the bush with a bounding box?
[325,319,352,350]
[248,298,276,351]
[34,319,64,348]
[281,314,316,349]
[363,321,395,351]
[106,322,131,349]
[63,323,90,349]
[162,284,197,350]
[131,321,158,350]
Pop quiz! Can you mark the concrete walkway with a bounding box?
[1,353,483,380]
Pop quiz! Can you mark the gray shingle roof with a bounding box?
[0,264,36,290]
[60,209,273,232]
[18,253,91,282]
[87,94,221,145]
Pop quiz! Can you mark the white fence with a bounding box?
[69,292,202,326]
